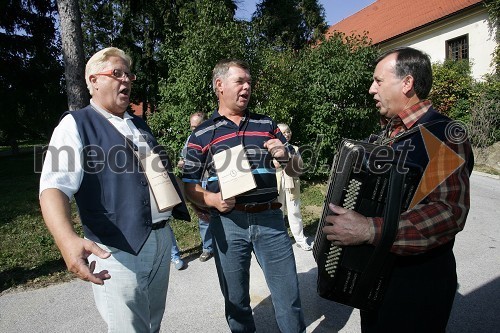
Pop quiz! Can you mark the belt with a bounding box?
[151,219,169,230]
[233,202,282,213]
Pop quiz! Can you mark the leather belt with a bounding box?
[151,219,169,230]
[233,202,282,213]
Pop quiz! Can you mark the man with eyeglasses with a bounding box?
[39,47,190,332]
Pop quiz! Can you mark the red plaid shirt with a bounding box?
[370,100,472,255]
[380,100,432,138]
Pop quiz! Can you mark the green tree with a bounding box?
[78,0,114,55]
[78,0,223,117]
[251,33,379,176]
[251,0,327,50]
[148,0,246,159]
[485,0,500,73]
[0,0,66,149]
[247,44,304,124]
[289,33,379,175]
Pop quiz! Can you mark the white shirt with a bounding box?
[39,100,172,223]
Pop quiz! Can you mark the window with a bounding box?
[446,35,469,61]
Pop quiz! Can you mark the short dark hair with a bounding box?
[375,47,433,99]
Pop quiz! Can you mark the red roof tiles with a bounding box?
[326,0,483,44]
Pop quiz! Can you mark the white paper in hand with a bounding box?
[212,144,256,200]
[140,153,182,212]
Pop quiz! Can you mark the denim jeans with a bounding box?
[169,226,182,260]
[89,226,172,333]
[199,218,213,253]
[199,180,213,253]
[209,208,306,333]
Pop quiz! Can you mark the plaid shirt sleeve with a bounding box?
[369,139,472,255]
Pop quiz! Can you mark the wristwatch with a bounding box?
[279,153,291,165]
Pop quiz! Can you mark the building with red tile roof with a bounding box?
[327,0,496,79]
[130,102,152,118]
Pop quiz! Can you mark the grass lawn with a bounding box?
[0,150,327,293]
[0,151,75,293]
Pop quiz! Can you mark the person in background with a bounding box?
[322,47,473,332]
[39,47,190,332]
[178,112,213,262]
[275,123,312,251]
[182,59,306,332]
[169,228,186,270]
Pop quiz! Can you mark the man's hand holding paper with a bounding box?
[212,144,256,200]
[206,193,236,213]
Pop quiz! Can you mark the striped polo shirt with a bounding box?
[182,109,295,204]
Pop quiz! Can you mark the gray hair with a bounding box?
[277,123,291,132]
[212,59,250,94]
[85,47,132,95]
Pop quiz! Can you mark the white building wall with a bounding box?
[380,8,497,80]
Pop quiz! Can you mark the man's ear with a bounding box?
[402,75,414,94]
[215,78,223,95]
[89,75,99,91]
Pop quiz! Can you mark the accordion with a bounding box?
[313,139,421,311]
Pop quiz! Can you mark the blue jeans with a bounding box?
[209,209,305,333]
[169,225,182,260]
[199,180,213,253]
[199,218,213,253]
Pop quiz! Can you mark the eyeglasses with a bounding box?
[94,69,136,81]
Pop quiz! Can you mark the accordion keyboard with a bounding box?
[324,246,341,277]
[343,178,362,210]
[324,178,362,278]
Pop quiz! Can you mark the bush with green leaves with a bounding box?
[429,59,475,123]
[251,33,378,177]
[430,59,499,148]
[468,74,500,147]
[148,0,247,162]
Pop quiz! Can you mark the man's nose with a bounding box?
[368,82,377,94]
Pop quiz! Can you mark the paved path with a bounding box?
[1,173,499,332]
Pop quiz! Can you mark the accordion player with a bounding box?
[313,139,421,311]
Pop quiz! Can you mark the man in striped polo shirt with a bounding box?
[182,59,306,333]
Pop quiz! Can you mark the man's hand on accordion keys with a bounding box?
[323,203,375,246]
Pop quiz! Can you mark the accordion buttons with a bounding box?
[325,245,342,277]
[343,179,362,210]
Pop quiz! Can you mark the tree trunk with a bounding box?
[56,0,89,110]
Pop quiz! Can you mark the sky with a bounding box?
[235,0,375,26]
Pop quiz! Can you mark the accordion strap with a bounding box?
[374,119,447,145]
[351,165,405,305]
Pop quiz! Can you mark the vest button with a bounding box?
[145,220,152,226]
[143,200,149,206]
[141,180,147,186]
